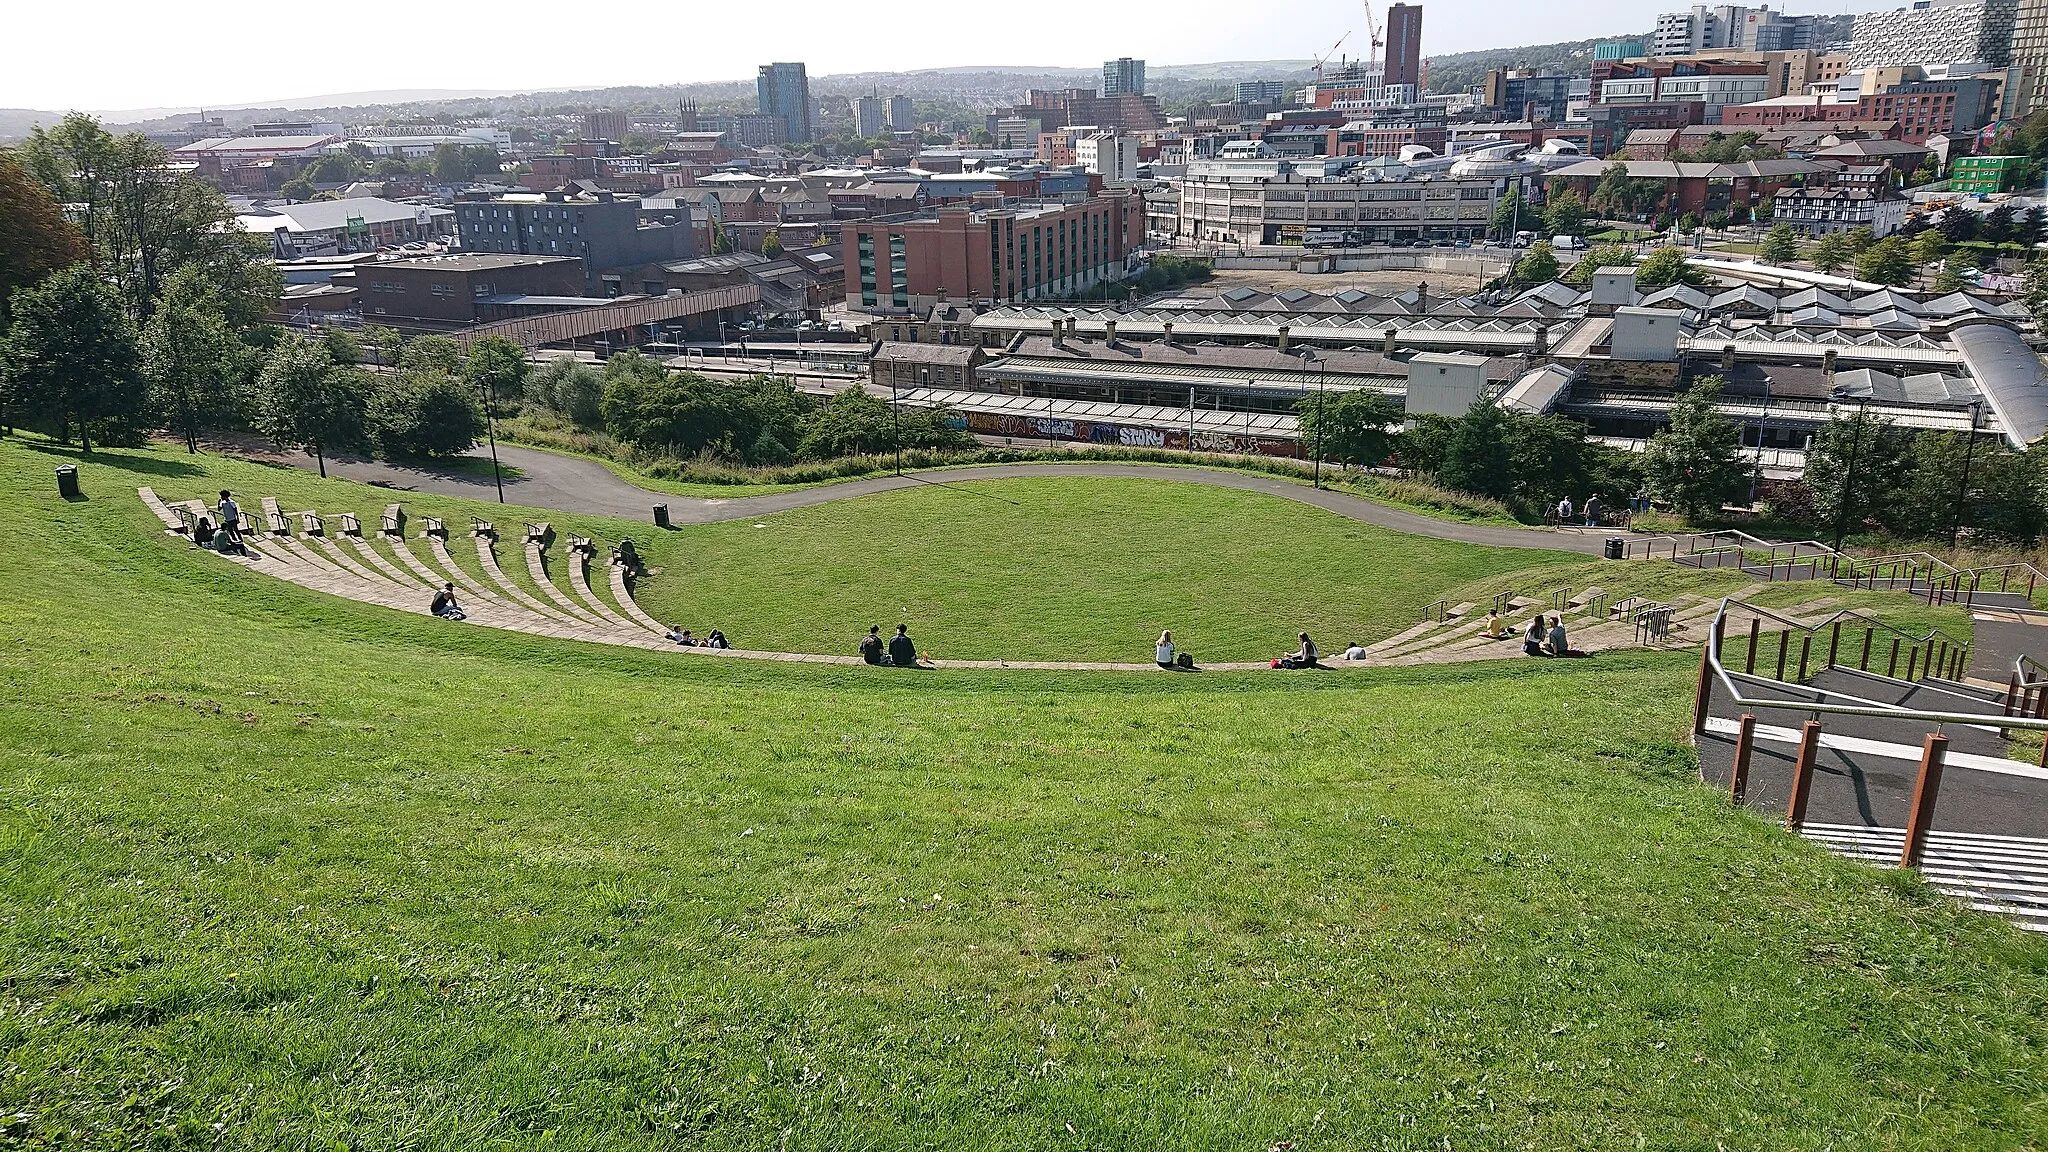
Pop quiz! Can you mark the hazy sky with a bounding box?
[6,0,1855,113]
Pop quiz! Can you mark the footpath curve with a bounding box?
[267,444,1609,556]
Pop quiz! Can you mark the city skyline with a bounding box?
[0,0,1858,112]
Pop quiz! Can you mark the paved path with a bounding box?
[260,444,1610,556]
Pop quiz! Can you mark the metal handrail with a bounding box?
[1728,597,1970,655]
[1491,590,1514,615]
[1549,587,1572,612]
[1704,597,2016,730]
[1422,599,1448,623]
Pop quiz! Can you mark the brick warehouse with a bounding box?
[842,190,1144,313]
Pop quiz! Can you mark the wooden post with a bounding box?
[1746,618,1760,675]
[1786,719,1822,830]
[1860,627,1873,671]
[1826,622,1841,669]
[1887,638,1901,678]
[1935,641,1948,679]
[1730,713,1757,804]
[2005,671,2022,717]
[1692,644,1714,736]
[1899,733,1948,869]
[1796,635,1813,681]
[1906,646,1920,681]
[1775,628,1790,680]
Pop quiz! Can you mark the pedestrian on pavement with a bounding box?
[1557,495,1574,524]
[888,624,920,668]
[1584,493,1603,527]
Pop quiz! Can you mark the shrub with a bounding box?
[369,370,484,459]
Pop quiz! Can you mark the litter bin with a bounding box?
[652,503,669,528]
[55,465,79,500]
[1604,537,1625,561]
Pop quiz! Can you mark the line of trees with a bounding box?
[531,351,972,467]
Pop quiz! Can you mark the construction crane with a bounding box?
[1363,0,1385,76]
[1313,31,1352,83]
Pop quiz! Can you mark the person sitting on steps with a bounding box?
[1479,610,1508,638]
[1523,615,1548,657]
[430,583,466,621]
[1275,632,1318,669]
[888,624,920,668]
[860,625,885,665]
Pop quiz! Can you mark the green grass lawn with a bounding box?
[120,440,1578,662]
[3,435,2046,1149]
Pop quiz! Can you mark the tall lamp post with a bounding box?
[478,376,506,503]
[1829,396,1869,552]
[890,373,903,476]
[1297,348,1325,488]
[1950,399,1984,549]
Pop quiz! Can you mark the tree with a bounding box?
[1542,191,1587,237]
[1803,409,1907,537]
[1643,375,1745,520]
[400,334,464,375]
[255,337,369,476]
[1436,398,1515,500]
[1635,245,1705,288]
[527,358,605,427]
[278,176,318,203]
[361,325,405,367]
[461,335,528,404]
[795,386,895,459]
[369,370,484,458]
[2022,206,2047,248]
[1983,204,2017,244]
[306,153,365,185]
[1933,252,1976,294]
[1854,235,1914,286]
[0,152,89,318]
[1,265,147,451]
[1759,223,1799,266]
[760,231,784,258]
[599,355,744,456]
[1809,232,1852,275]
[1843,226,1876,256]
[1491,185,1530,236]
[1937,207,1979,244]
[143,266,245,452]
[1909,227,1947,270]
[1512,241,1559,285]
[1296,389,1402,467]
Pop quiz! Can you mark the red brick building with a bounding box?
[842,191,1143,312]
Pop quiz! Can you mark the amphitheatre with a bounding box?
[5,432,2048,1147]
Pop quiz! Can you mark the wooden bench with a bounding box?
[523,521,551,545]
[380,503,404,537]
[261,496,291,536]
[174,503,203,536]
[299,510,324,536]
[470,516,495,539]
[339,511,363,536]
[568,535,596,557]
[421,515,447,538]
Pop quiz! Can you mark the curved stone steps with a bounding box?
[348,536,432,590]
[427,534,499,603]
[306,536,406,589]
[474,536,587,627]
[605,563,673,636]
[566,553,635,630]
[138,487,185,532]
[524,543,610,627]
[383,534,463,591]
[416,535,609,636]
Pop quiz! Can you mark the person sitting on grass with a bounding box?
[1343,642,1367,661]
[1275,632,1318,669]
[1523,615,1548,657]
[860,625,885,665]
[1156,630,1177,669]
[430,583,466,622]
[705,630,730,650]
[888,624,920,668]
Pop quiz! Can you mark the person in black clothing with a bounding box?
[430,583,466,621]
[887,624,919,668]
[859,625,885,665]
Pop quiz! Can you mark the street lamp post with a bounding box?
[479,377,505,503]
[890,373,903,476]
[1297,348,1324,488]
[1830,397,1869,552]
[1950,400,1984,549]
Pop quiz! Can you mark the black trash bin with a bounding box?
[1604,537,1625,561]
[652,503,670,528]
[55,465,80,500]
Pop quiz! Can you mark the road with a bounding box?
[257,442,1610,555]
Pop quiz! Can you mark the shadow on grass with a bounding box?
[14,437,207,479]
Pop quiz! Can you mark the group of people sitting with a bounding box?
[200,489,249,556]
[859,624,924,667]
[666,627,730,648]
[1523,614,1583,658]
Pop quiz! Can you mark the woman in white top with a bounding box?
[1156,630,1176,669]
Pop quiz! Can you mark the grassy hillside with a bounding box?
[132,445,1577,661]
[2,435,2046,1149]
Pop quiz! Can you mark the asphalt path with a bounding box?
[260,443,1612,556]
